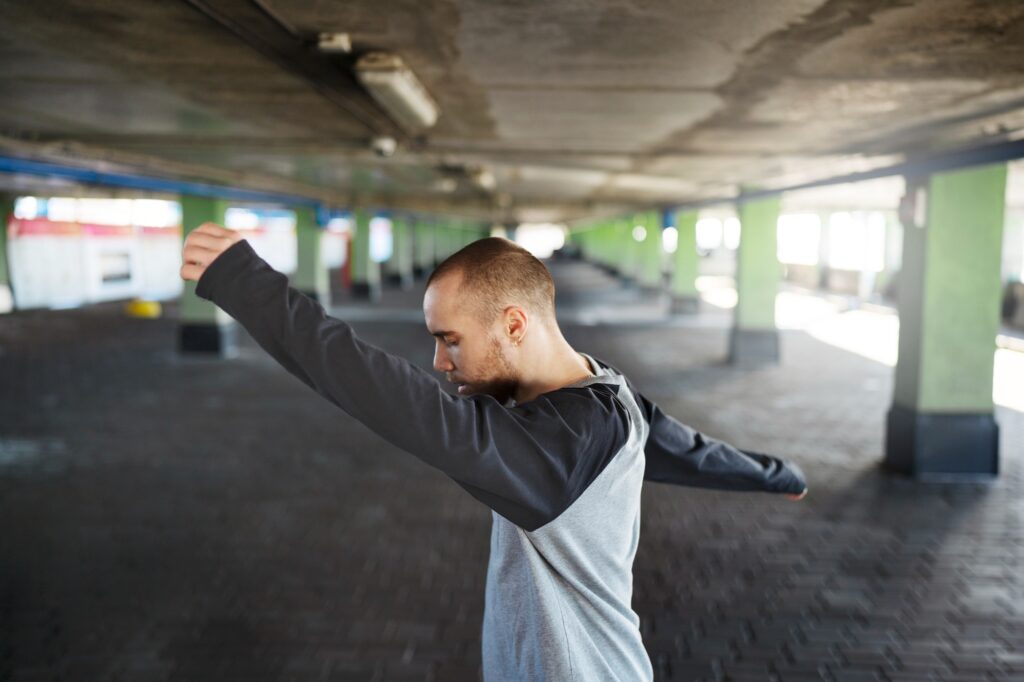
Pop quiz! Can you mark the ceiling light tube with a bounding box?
[355,52,439,132]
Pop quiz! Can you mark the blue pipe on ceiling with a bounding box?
[0,155,323,208]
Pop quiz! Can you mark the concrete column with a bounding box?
[630,210,655,288]
[293,206,330,306]
[386,217,415,289]
[885,164,1008,478]
[671,209,700,313]
[612,220,630,276]
[179,196,237,355]
[817,211,832,290]
[351,209,381,301]
[434,224,448,262]
[431,224,443,262]
[584,226,600,265]
[587,226,602,265]
[619,217,640,283]
[636,211,663,290]
[876,211,903,300]
[452,225,466,252]
[0,194,14,313]
[581,224,598,266]
[586,225,602,266]
[729,196,781,366]
[411,221,428,278]
[460,224,476,250]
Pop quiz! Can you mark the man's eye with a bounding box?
[446,339,458,347]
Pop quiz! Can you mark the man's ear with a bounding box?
[503,306,529,345]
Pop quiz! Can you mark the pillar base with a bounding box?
[671,295,700,314]
[728,328,779,367]
[351,282,381,302]
[179,322,238,356]
[385,273,415,290]
[884,404,999,479]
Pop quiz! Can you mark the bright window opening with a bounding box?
[777,213,821,266]
[662,226,678,254]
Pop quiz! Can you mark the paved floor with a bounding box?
[1,259,1022,681]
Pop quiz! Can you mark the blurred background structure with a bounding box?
[1,1,1023,680]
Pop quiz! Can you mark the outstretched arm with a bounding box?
[181,224,632,530]
[588,356,807,498]
[637,391,807,497]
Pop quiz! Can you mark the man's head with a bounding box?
[423,237,557,402]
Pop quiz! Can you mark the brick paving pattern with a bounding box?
[1,259,1021,681]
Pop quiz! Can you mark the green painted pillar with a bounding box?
[586,225,600,263]
[432,224,444,262]
[817,211,832,290]
[179,196,237,355]
[729,196,781,366]
[351,209,381,301]
[385,217,415,289]
[608,221,622,272]
[0,194,14,313]
[636,211,663,290]
[413,219,434,274]
[874,211,902,300]
[434,224,448,261]
[618,218,640,282]
[580,225,595,264]
[885,165,1007,477]
[446,223,461,256]
[293,206,330,306]
[671,209,700,313]
[460,224,475,250]
[585,226,598,262]
[608,221,625,274]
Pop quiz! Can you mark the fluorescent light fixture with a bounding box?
[472,168,496,192]
[317,33,351,53]
[355,52,439,132]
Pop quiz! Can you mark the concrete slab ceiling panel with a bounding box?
[484,90,722,150]
[601,174,703,202]
[780,176,905,212]
[493,166,611,200]
[457,0,828,89]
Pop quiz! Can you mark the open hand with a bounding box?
[180,223,242,282]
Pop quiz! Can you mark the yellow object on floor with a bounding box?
[124,298,162,319]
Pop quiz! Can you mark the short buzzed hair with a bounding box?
[426,237,556,324]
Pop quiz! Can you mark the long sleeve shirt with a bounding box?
[195,239,806,680]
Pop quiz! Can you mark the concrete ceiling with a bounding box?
[1,0,1023,223]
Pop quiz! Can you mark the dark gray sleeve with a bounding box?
[195,239,630,531]
[592,358,806,494]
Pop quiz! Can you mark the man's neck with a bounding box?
[512,341,595,405]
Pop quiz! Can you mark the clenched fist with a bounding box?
[180,223,242,282]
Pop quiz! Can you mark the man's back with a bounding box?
[483,356,653,680]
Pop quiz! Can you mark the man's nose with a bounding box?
[433,344,454,373]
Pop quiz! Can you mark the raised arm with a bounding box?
[182,226,631,530]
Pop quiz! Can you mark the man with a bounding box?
[181,224,807,681]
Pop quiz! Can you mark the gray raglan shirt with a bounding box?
[196,240,806,681]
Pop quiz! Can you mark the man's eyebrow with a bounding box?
[429,330,457,338]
